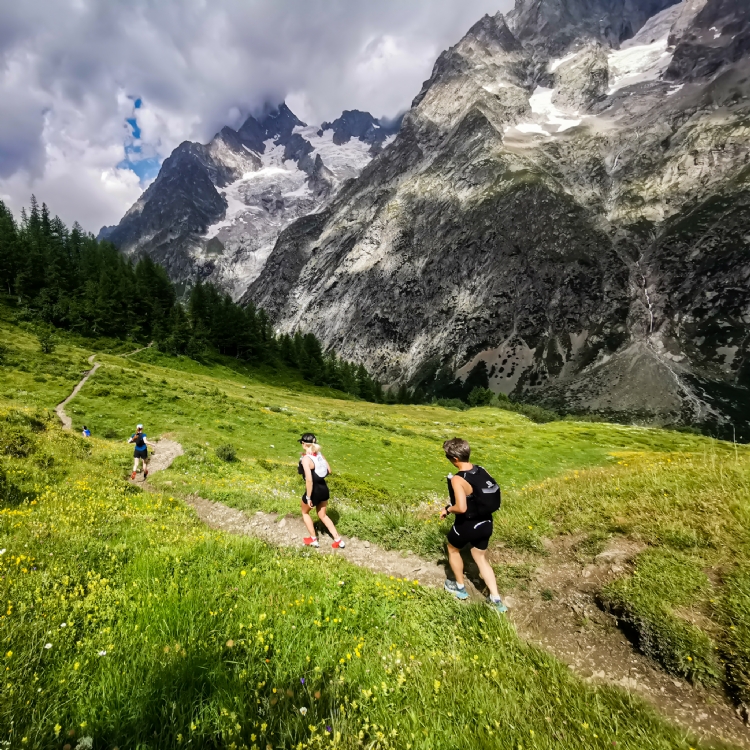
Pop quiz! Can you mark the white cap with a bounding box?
[137,424,143,429]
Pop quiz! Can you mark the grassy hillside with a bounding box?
[1,319,749,748]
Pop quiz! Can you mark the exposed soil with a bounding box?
[141,441,749,749]
[55,354,100,431]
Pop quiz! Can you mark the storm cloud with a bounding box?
[0,0,511,232]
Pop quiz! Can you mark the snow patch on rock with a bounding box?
[294,125,374,181]
[607,37,673,94]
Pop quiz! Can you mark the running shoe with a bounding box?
[143,469,149,479]
[130,471,136,480]
[487,596,509,615]
[332,539,346,549]
[303,537,320,548]
[444,580,469,600]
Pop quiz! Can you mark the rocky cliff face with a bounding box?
[103,105,399,298]
[245,0,750,438]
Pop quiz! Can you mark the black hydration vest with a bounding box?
[447,465,501,519]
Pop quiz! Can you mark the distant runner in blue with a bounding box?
[128,423,155,480]
[81,426,91,438]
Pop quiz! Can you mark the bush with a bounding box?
[37,325,56,354]
[505,401,559,424]
[0,468,26,507]
[467,387,494,407]
[215,443,237,462]
[434,398,469,411]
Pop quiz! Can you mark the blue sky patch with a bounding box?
[121,96,161,184]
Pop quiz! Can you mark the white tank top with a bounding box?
[308,453,328,479]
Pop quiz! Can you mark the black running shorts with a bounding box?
[447,517,493,551]
[134,448,148,460]
[303,481,330,508]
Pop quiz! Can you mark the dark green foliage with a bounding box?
[467,386,494,407]
[0,468,27,507]
[0,197,383,402]
[36,324,56,354]
[215,443,237,463]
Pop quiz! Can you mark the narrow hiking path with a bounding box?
[121,342,153,357]
[55,344,154,430]
[55,354,100,430]
[137,441,749,749]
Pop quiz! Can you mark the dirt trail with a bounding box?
[144,443,749,749]
[55,354,100,430]
[121,342,153,357]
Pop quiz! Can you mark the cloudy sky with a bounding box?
[0,0,513,233]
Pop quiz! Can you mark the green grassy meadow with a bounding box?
[1,318,750,748]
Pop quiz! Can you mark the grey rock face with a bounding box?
[104,104,397,298]
[552,43,610,110]
[246,0,750,438]
[666,0,750,80]
[319,110,402,153]
[507,0,683,53]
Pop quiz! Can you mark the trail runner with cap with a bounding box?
[440,437,508,614]
[128,424,156,480]
[297,433,345,549]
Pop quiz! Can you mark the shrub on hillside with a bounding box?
[467,387,494,407]
[0,468,25,507]
[434,398,469,411]
[36,325,56,354]
[215,443,237,463]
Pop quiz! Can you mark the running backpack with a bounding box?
[447,466,501,519]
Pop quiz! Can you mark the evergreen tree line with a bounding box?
[0,197,384,401]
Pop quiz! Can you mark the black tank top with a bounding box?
[454,466,501,520]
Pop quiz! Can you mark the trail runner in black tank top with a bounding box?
[127,424,156,481]
[297,433,345,549]
[440,437,508,614]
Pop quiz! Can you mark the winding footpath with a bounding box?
[55,354,100,430]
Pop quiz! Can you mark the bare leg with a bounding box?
[447,542,465,586]
[300,501,317,537]
[470,547,500,599]
[133,457,140,472]
[316,503,340,540]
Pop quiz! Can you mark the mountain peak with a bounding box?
[319,109,402,149]
[464,12,523,52]
[237,102,306,152]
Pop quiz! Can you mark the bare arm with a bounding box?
[302,457,314,505]
[440,475,470,519]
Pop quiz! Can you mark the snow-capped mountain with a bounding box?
[102,105,400,298]
[244,0,750,437]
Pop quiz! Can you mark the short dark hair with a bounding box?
[443,438,470,462]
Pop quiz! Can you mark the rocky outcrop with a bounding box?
[507,0,682,53]
[246,0,750,438]
[319,110,402,153]
[666,0,750,80]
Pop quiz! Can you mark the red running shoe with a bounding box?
[332,539,346,549]
[144,469,149,479]
[303,537,319,548]
[130,471,136,480]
